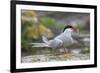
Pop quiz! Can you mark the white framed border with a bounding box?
[16,4,95,69]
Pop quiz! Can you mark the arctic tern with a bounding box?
[42,25,80,52]
[32,25,89,53]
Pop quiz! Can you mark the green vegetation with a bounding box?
[82,47,90,54]
[41,17,64,35]
[41,17,56,27]
[21,10,65,52]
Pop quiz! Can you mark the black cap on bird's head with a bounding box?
[63,25,78,32]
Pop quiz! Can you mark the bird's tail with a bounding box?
[42,36,49,44]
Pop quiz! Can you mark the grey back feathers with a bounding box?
[42,36,63,49]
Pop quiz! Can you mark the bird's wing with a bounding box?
[49,39,63,49]
[31,39,63,49]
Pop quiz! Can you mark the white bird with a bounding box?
[42,25,80,52]
[32,25,89,54]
